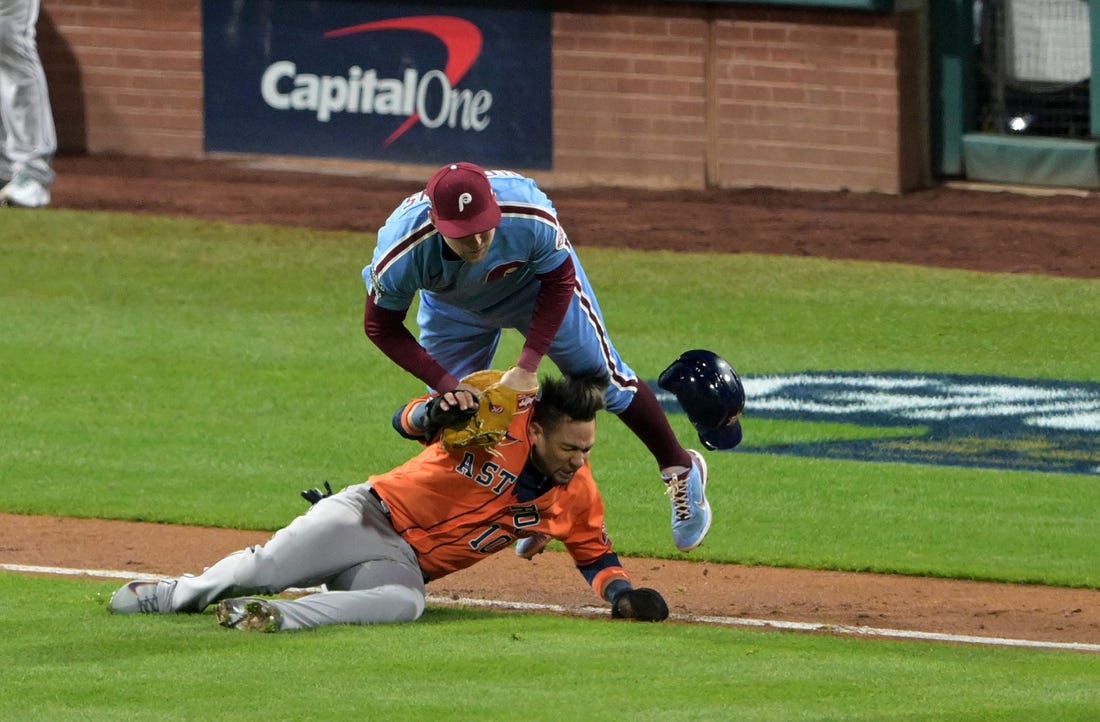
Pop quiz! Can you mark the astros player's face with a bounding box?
[441,228,496,264]
[529,417,596,485]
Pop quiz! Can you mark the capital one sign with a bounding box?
[202,3,552,167]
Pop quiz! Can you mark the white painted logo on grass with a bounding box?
[658,372,1100,474]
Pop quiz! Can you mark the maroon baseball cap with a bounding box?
[425,162,502,238]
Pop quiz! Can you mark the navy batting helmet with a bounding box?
[658,350,745,451]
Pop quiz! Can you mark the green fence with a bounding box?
[933,0,1100,188]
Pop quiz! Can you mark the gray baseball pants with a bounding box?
[0,0,56,186]
[164,483,427,629]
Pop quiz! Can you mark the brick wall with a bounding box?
[713,9,914,191]
[552,3,927,192]
[40,0,203,157]
[552,6,710,187]
[37,1,926,193]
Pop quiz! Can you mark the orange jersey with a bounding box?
[372,399,630,599]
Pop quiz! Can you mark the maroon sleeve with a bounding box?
[363,295,460,391]
[518,256,576,372]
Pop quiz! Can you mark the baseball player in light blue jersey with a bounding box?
[0,0,56,208]
[363,162,713,552]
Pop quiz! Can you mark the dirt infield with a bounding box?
[4,154,1099,645]
[46,154,1100,279]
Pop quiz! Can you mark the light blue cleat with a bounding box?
[665,449,711,552]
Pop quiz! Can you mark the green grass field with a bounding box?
[2,210,1099,719]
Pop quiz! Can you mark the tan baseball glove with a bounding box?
[441,369,537,451]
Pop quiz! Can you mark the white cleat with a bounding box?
[108,579,174,614]
[0,173,51,208]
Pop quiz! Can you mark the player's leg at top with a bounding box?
[541,272,712,552]
[0,0,56,208]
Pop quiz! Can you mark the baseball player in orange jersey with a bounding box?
[107,375,669,630]
[365,162,712,553]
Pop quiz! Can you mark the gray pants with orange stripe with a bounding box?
[164,483,427,629]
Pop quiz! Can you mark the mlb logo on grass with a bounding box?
[659,371,1100,475]
[201,1,552,166]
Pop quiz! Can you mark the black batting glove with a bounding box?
[423,391,479,432]
[611,587,669,622]
[300,480,334,506]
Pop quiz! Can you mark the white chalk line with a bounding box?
[4,562,1098,654]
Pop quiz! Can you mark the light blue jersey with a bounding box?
[363,170,640,412]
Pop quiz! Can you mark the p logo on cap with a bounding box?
[426,162,502,238]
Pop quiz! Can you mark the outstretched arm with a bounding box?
[576,553,669,622]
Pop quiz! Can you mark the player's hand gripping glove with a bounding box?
[440,369,538,451]
[300,480,333,506]
[611,587,669,622]
[422,391,479,433]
